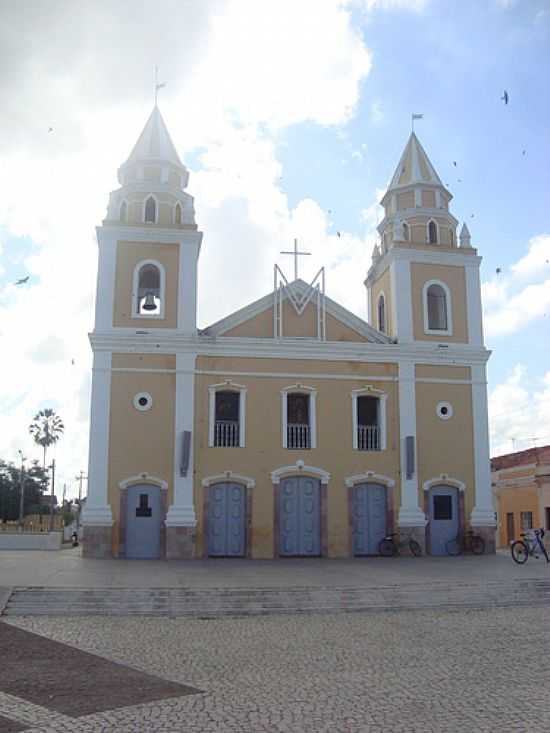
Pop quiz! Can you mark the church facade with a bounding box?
[82,107,496,559]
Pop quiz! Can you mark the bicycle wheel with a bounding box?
[379,538,397,557]
[446,537,462,556]
[471,535,485,555]
[510,540,529,564]
[409,539,422,557]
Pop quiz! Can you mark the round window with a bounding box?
[133,392,153,412]
[436,401,453,420]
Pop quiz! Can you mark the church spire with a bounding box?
[123,105,184,169]
[386,131,444,191]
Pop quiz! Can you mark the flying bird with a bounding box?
[471,214,475,218]
[496,267,502,275]
[453,161,457,167]
[522,150,526,156]
[48,127,53,133]
[336,231,341,238]
[501,90,509,105]
[14,276,29,285]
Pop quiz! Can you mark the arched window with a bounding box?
[377,294,386,333]
[174,203,182,225]
[428,220,438,244]
[449,228,454,246]
[133,261,165,317]
[426,283,448,331]
[144,196,157,223]
[403,222,409,241]
[120,200,127,223]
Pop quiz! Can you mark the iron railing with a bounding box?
[287,423,311,449]
[214,420,240,447]
[357,425,381,451]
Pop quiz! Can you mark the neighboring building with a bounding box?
[82,106,495,559]
[492,445,550,547]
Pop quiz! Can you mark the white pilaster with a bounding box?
[165,352,197,526]
[470,363,496,526]
[397,361,426,526]
[390,258,413,342]
[82,351,113,526]
[177,235,201,334]
[94,229,118,330]
[465,262,484,347]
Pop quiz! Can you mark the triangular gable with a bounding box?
[201,279,392,344]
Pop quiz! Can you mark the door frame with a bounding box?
[272,464,329,558]
[423,477,465,555]
[201,474,255,559]
[119,477,168,559]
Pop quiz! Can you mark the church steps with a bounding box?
[3,580,549,617]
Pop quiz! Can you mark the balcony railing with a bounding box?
[287,423,311,449]
[357,425,381,451]
[214,420,240,447]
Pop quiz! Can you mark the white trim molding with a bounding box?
[119,474,168,490]
[131,259,166,319]
[201,472,256,489]
[281,384,317,449]
[208,380,247,448]
[133,392,153,411]
[351,386,388,451]
[271,461,330,485]
[423,475,465,493]
[422,279,453,336]
[344,471,395,488]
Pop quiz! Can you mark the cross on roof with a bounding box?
[280,238,311,281]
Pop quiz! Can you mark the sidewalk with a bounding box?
[1,547,548,589]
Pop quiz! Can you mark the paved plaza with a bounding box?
[1,606,548,732]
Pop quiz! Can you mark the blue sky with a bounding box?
[0,0,548,495]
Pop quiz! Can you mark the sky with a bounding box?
[0,0,549,499]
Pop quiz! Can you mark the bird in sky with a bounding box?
[14,276,29,285]
[453,161,457,167]
[496,267,502,275]
[336,231,341,238]
[501,90,509,105]
[522,150,526,156]
[48,127,53,133]
[471,214,475,218]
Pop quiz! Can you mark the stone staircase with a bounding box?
[3,579,550,617]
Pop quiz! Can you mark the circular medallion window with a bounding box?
[436,401,453,420]
[133,392,153,412]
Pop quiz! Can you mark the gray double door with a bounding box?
[428,485,459,555]
[125,484,162,559]
[208,482,246,557]
[279,476,321,556]
[352,482,387,555]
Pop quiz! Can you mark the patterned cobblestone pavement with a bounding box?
[3,607,549,732]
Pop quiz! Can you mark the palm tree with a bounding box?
[29,409,65,468]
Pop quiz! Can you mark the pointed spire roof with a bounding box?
[387,132,443,191]
[124,105,183,168]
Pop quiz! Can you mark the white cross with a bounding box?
[280,238,311,281]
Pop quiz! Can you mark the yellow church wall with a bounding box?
[194,356,400,558]
[397,191,415,209]
[113,241,179,328]
[415,364,471,381]
[107,357,176,555]
[369,266,393,336]
[415,381,476,520]
[421,190,436,208]
[222,301,370,341]
[410,262,469,342]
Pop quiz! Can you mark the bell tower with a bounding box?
[82,106,203,554]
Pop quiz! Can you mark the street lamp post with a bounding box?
[18,450,26,531]
[48,459,56,532]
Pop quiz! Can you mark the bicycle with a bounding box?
[510,529,549,565]
[379,531,422,557]
[445,529,485,556]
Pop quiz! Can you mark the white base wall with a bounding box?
[0,532,63,551]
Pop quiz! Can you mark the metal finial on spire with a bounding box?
[280,238,311,281]
[411,113,423,132]
[154,66,166,106]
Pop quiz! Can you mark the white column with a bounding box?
[177,235,201,334]
[81,351,113,525]
[390,257,413,342]
[165,353,197,526]
[397,361,426,527]
[470,363,496,526]
[465,262,484,347]
[94,229,117,330]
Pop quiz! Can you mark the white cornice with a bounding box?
[89,331,491,365]
[96,224,202,246]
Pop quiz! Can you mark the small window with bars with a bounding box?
[287,393,311,449]
[214,391,240,447]
[520,511,533,531]
[356,396,381,451]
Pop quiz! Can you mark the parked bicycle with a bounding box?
[379,531,422,557]
[510,528,549,565]
[445,529,485,556]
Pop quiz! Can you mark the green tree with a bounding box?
[0,460,48,521]
[28,408,65,468]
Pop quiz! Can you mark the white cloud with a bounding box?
[360,0,429,11]
[489,365,550,456]
[0,1,375,496]
[370,100,384,125]
[482,233,550,338]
